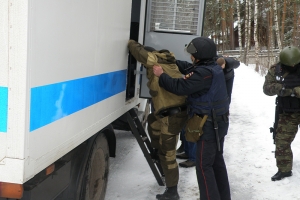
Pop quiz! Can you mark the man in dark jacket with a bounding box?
[176,56,239,169]
[153,37,232,200]
[219,56,240,105]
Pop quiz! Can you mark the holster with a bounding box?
[184,114,208,143]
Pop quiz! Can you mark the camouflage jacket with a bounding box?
[263,65,293,97]
[127,40,186,115]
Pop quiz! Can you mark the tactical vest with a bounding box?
[275,64,300,112]
[187,64,229,116]
[127,42,187,115]
[146,55,186,115]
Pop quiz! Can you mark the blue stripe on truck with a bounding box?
[30,70,127,131]
[0,87,8,132]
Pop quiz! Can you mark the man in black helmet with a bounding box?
[153,37,232,200]
[263,46,300,181]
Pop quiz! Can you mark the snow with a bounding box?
[105,63,300,200]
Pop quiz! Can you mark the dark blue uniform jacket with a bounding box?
[158,60,230,140]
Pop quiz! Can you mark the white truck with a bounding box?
[0,0,205,199]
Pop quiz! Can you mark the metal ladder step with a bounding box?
[126,109,165,186]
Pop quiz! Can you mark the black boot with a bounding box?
[151,148,160,162]
[176,142,184,154]
[271,171,292,181]
[156,185,180,200]
[176,153,189,159]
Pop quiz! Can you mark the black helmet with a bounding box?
[186,37,216,60]
[279,46,300,67]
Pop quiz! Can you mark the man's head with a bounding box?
[186,37,217,61]
[279,46,300,67]
[216,57,226,69]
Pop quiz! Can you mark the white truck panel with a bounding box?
[24,92,136,182]
[0,0,138,184]
[0,158,24,183]
[7,1,28,162]
[28,0,132,87]
[0,1,9,162]
[0,1,9,86]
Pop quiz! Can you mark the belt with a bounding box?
[197,113,228,122]
[158,105,187,118]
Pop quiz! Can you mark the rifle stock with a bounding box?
[270,97,279,144]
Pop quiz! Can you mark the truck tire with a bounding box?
[79,133,109,200]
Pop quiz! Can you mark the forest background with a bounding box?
[203,0,299,72]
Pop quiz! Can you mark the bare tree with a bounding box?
[202,0,297,66]
[221,0,227,51]
[236,0,243,59]
[267,0,275,68]
[254,0,259,71]
[243,0,249,64]
[292,2,299,47]
[228,0,235,49]
[246,0,252,65]
[268,0,274,50]
[273,0,282,50]
[280,0,287,47]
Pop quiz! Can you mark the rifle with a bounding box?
[269,97,279,145]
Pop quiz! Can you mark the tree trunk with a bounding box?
[246,1,252,65]
[269,0,274,51]
[280,0,287,47]
[254,0,259,71]
[229,0,235,49]
[243,0,249,64]
[273,0,282,50]
[236,0,242,59]
[267,0,275,68]
[292,2,298,46]
[221,0,227,51]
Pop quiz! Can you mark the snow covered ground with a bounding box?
[105,63,300,200]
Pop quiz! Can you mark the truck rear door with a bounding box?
[140,0,206,98]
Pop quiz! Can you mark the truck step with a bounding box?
[126,109,165,186]
[141,136,148,142]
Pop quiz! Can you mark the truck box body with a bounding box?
[0,0,206,198]
[0,0,139,185]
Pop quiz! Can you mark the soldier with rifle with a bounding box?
[263,46,300,181]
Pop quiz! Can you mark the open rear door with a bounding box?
[140,0,206,98]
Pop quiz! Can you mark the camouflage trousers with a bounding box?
[147,111,187,187]
[275,113,300,172]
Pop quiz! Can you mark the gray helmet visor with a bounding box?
[186,42,197,54]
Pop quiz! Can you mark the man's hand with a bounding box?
[128,39,135,46]
[153,65,164,77]
[293,87,300,98]
[280,88,293,96]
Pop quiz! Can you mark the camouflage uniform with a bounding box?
[276,113,299,171]
[128,40,187,187]
[263,65,300,172]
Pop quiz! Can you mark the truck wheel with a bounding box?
[80,133,109,200]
